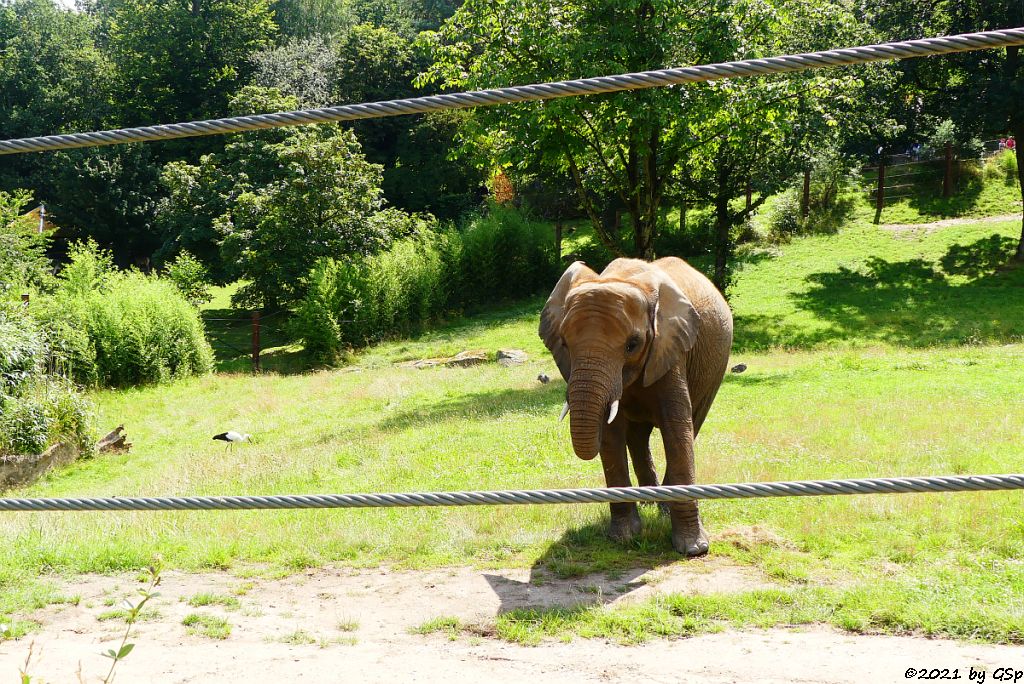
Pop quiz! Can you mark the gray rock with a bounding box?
[446,350,489,367]
[496,349,528,366]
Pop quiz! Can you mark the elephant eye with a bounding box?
[625,335,641,354]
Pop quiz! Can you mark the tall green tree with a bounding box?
[426,0,863,281]
[253,25,483,217]
[0,0,112,195]
[869,0,1024,260]
[680,1,869,288]
[157,87,416,305]
[104,0,276,126]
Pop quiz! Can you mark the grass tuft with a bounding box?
[182,613,231,639]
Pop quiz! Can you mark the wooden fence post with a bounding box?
[251,311,261,373]
[21,293,30,308]
[876,161,885,212]
[943,142,953,198]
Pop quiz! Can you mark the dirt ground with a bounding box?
[3,559,1022,683]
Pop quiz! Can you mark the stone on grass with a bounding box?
[496,349,528,366]
[445,350,489,367]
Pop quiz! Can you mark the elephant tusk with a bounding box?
[607,400,619,424]
[559,402,570,422]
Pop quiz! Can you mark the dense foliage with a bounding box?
[31,242,215,387]
[296,205,559,361]
[0,306,93,457]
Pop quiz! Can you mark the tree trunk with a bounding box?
[632,211,655,260]
[713,195,732,293]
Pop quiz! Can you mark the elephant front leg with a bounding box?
[660,389,710,558]
[626,422,658,487]
[599,421,641,544]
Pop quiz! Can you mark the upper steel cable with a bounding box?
[0,28,1022,156]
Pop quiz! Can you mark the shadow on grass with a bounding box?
[734,234,1024,351]
[484,507,682,615]
[902,175,984,219]
[378,383,566,431]
[792,240,1024,348]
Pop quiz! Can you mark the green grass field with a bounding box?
[2,210,1023,644]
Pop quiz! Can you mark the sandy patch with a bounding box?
[3,563,1020,683]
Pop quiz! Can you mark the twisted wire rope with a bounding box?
[1,474,1022,512]
[1,28,1023,155]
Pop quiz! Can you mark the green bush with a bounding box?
[78,272,215,387]
[164,251,213,307]
[764,155,858,242]
[459,204,560,305]
[0,307,94,457]
[984,149,1019,185]
[0,189,52,294]
[295,205,560,357]
[33,241,215,387]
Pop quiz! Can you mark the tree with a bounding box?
[0,0,112,198]
[48,145,163,268]
[252,24,483,218]
[425,0,862,276]
[679,1,869,289]
[870,0,1024,260]
[104,0,276,126]
[270,0,355,38]
[157,87,414,306]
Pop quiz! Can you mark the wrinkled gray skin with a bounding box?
[539,257,733,556]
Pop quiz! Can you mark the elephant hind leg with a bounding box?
[626,421,657,487]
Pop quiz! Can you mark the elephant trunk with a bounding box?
[567,357,622,461]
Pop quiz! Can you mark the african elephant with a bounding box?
[539,257,733,556]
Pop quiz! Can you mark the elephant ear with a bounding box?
[539,261,595,381]
[642,276,700,387]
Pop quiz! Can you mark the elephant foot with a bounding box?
[608,506,642,544]
[671,523,709,557]
[669,503,709,557]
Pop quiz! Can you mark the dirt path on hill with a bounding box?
[2,561,1021,683]
[883,212,1022,235]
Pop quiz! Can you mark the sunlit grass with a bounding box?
[1,217,1022,643]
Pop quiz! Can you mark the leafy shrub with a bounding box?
[654,208,717,260]
[458,204,560,305]
[0,307,45,394]
[0,189,52,294]
[76,272,214,387]
[164,251,212,307]
[764,154,858,242]
[295,205,559,357]
[984,149,1019,185]
[0,307,93,456]
[34,242,214,387]
[296,230,449,358]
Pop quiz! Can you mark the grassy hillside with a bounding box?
[2,215,1023,643]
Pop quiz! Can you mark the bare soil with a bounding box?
[3,560,1021,683]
